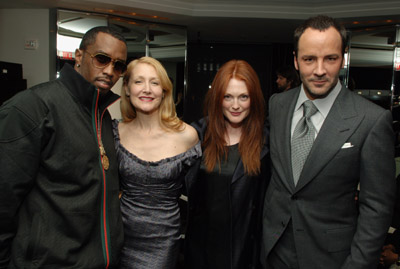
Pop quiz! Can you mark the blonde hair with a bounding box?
[120,56,183,131]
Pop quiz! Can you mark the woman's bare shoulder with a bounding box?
[179,122,199,148]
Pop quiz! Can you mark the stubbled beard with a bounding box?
[302,75,339,99]
[304,84,333,99]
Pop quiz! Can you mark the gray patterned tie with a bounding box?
[291,100,318,185]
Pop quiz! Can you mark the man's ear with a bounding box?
[293,51,299,71]
[294,56,299,71]
[74,49,83,70]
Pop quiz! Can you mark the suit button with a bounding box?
[291,195,298,200]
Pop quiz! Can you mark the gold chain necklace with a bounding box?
[98,111,109,170]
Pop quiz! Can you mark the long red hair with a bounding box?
[203,59,265,175]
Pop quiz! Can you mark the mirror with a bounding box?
[347,26,397,109]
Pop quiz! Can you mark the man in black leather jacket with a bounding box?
[0,26,127,268]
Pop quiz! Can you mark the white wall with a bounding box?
[0,9,50,88]
[109,78,123,120]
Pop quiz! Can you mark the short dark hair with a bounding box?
[79,26,127,50]
[293,15,347,57]
[276,65,300,88]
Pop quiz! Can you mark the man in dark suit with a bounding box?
[261,15,396,269]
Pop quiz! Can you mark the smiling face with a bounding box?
[75,32,127,94]
[222,78,251,128]
[294,26,344,100]
[125,62,163,115]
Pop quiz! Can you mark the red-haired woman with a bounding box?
[184,59,270,269]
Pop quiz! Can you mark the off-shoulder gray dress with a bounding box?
[112,120,201,269]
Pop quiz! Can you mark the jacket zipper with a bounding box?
[92,90,110,268]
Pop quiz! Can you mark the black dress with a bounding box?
[202,144,240,268]
[112,120,201,269]
[184,118,270,269]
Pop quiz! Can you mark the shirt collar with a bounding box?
[294,80,342,119]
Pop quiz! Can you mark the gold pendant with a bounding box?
[100,145,109,170]
[102,154,110,170]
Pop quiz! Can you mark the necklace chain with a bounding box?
[98,110,109,170]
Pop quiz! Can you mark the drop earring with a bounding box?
[76,64,80,67]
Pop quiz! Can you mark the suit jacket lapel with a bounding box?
[231,160,244,184]
[274,89,299,191]
[295,87,364,192]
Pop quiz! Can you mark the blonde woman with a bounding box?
[113,57,200,268]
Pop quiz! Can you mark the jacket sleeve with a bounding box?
[342,109,396,269]
[0,92,47,267]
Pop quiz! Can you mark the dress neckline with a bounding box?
[113,119,201,165]
[227,143,239,148]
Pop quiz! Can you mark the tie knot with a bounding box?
[303,100,318,119]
